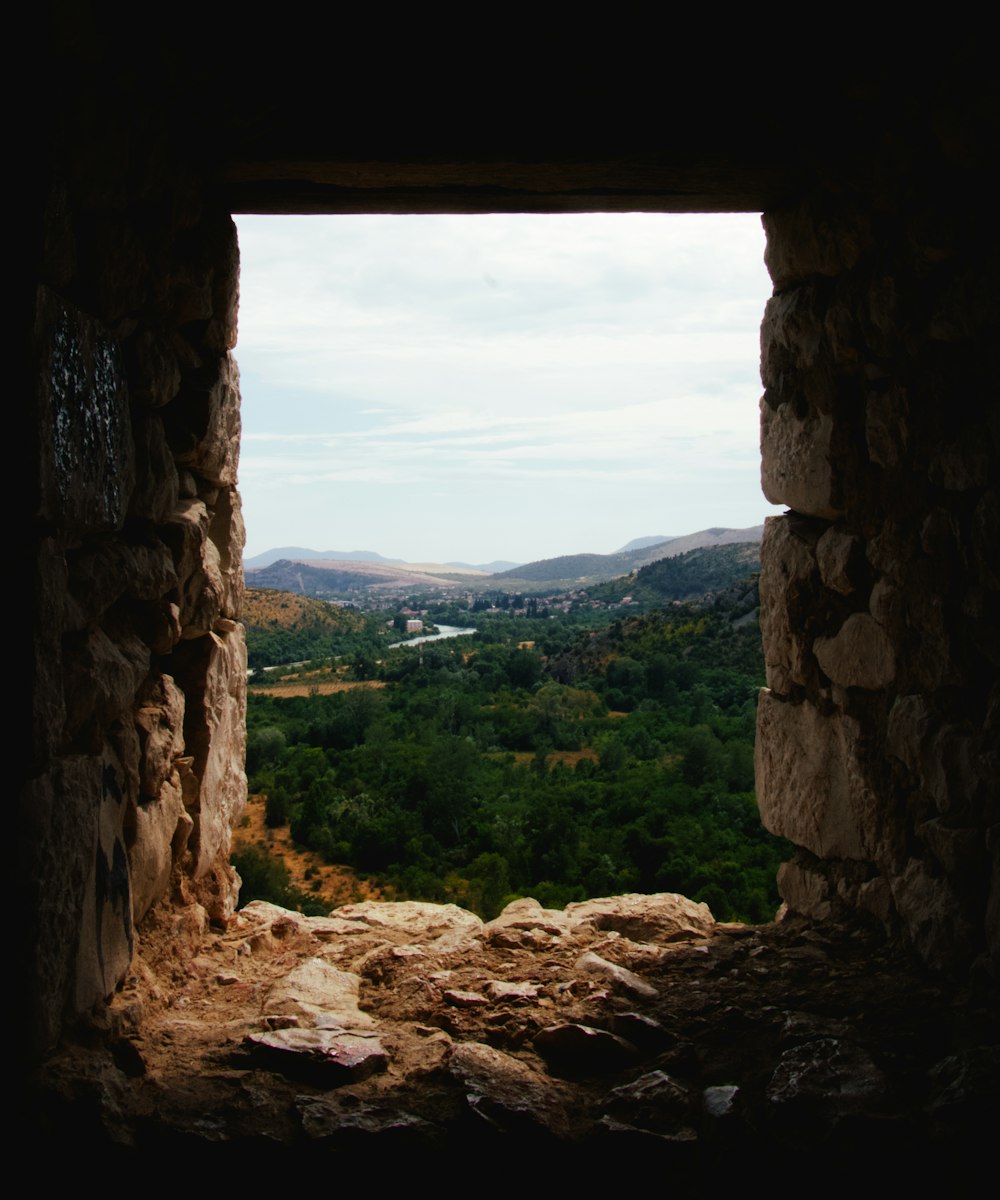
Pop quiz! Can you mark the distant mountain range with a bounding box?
[244,547,406,570]
[446,560,523,573]
[615,535,672,553]
[489,526,764,587]
[244,525,764,596]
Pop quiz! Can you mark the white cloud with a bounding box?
[235,213,778,561]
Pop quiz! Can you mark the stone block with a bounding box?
[916,817,985,888]
[760,400,845,519]
[167,262,213,326]
[929,426,990,491]
[161,499,225,637]
[814,613,896,690]
[776,859,833,920]
[760,288,825,385]
[169,353,241,487]
[756,690,874,860]
[140,600,182,655]
[815,525,862,595]
[206,217,240,353]
[566,892,714,943]
[264,957,374,1029]
[823,287,861,367]
[129,412,180,522]
[208,486,245,620]
[67,538,176,621]
[763,201,872,290]
[758,515,820,695]
[889,858,977,970]
[67,542,133,621]
[63,626,150,747]
[883,696,979,816]
[88,215,149,321]
[127,327,181,409]
[865,381,910,468]
[855,876,894,925]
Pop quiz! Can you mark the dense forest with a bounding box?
[240,577,788,924]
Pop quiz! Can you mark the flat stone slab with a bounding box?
[485,980,540,1002]
[444,989,489,1007]
[245,1028,388,1086]
[264,957,374,1029]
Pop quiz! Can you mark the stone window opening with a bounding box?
[24,26,996,1164]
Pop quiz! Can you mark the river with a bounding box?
[387,623,477,649]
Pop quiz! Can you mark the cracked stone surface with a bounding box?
[30,894,998,1176]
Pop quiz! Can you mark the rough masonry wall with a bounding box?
[27,106,247,1052]
[756,183,999,971]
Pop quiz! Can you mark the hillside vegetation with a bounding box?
[489,526,762,590]
[589,542,761,605]
[241,588,375,670]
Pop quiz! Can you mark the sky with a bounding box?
[234,213,779,565]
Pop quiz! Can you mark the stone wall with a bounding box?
[756,181,999,971]
[24,26,996,1059]
[26,102,247,1051]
